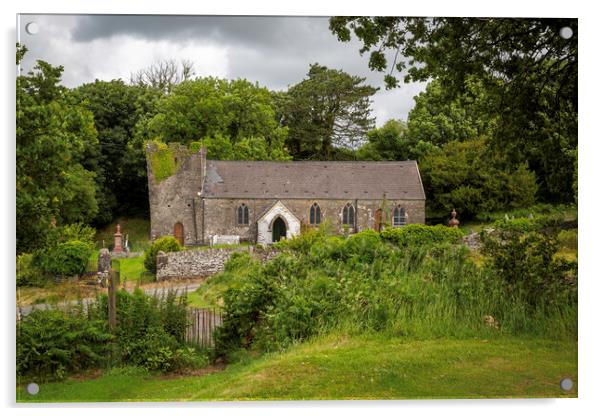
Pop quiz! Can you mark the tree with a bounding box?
[138,77,289,160]
[406,77,497,147]
[279,64,377,159]
[70,80,161,222]
[419,138,538,219]
[329,17,577,202]
[356,119,412,161]
[17,47,98,252]
[130,59,195,93]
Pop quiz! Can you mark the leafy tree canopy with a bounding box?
[278,63,377,159]
[420,138,538,219]
[17,46,99,252]
[70,80,161,221]
[139,77,289,160]
[329,17,577,202]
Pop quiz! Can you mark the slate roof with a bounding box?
[202,160,426,200]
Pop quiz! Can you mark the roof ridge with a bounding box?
[207,159,417,164]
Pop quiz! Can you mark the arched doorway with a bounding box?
[174,222,184,246]
[272,217,287,242]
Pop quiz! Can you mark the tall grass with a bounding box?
[215,229,577,354]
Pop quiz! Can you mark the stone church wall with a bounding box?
[147,143,426,246]
[201,197,425,244]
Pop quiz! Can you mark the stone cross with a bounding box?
[113,224,123,254]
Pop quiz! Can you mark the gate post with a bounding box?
[108,269,120,331]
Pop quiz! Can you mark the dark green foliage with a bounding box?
[380,224,464,246]
[71,80,161,222]
[17,308,112,381]
[16,253,45,287]
[17,56,99,253]
[37,240,93,278]
[143,236,182,274]
[278,63,377,159]
[329,17,577,202]
[480,227,577,309]
[356,119,414,161]
[17,288,204,379]
[89,288,204,372]
[420,138,538,219]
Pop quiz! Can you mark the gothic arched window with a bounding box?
[237,203,249,225]
[309,203,321,225]
[342,203,355,226]
[393,205,406,227]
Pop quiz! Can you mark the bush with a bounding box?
[558,229,578,250]
[92,288,198,372]
[17,308,112,381]
[480,227,577,308]
[380,224,464,247]
[17,288,207,379]
[214,226,577,355]
[420,138,538,218]
[16,253,45,287]
[144,236,182,274]
[37,240,93,278]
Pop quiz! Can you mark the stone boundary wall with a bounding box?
[156,247,278,281]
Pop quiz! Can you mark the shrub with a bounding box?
[90,288,204,372]
[17,308,112,381]
[480,227,577,308]
[57,223,96,248]
[214,225,577,355]
[558,229,578,250]
[380,224,464,246]
[16,253,45,287]
[37,240,93,278]
[144,236,182,274]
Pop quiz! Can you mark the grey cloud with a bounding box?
[18,14,425,125]
[71,15,330,50]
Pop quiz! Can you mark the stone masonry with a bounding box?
[146,143,426,246]
[156,246,280,281]
[156,247,244,281]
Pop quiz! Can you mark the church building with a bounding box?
[146,143,426,246]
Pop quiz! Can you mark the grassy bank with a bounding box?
[17,334,577,402]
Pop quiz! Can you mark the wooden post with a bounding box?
[108,270,120,331]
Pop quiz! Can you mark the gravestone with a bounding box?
[97,248,111,287]
[113,224,123,254]
[211,235,240,246]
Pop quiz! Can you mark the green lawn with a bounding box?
[17,335,577,402]
[95,217,151,252]
[115,256,155,285]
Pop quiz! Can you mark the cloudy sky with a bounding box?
[17,14,427,126]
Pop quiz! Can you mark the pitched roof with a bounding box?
[202,160,425,200]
